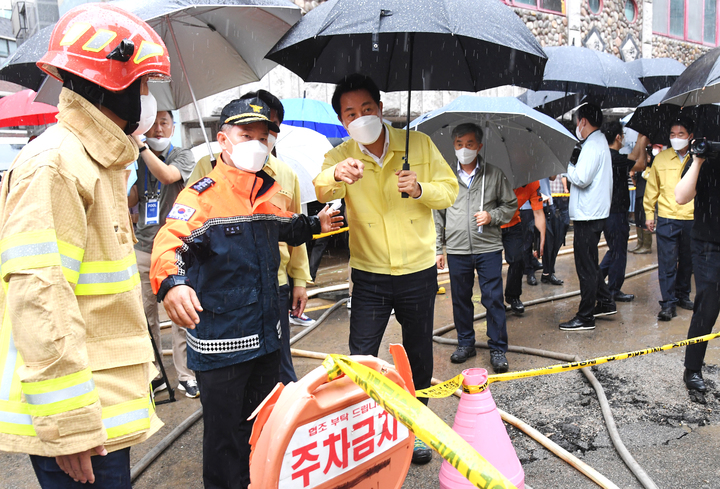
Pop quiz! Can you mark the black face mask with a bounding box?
[61,71,142,135]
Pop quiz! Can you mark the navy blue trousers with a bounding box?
[31,448,131,489]
[502,224,524,300]
[349,266,437,404]
[656,217,693,307]
[447,251,508,352]
[600,212,630,294]
[684,239,720,371]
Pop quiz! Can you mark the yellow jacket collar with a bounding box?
[56,88,139,170]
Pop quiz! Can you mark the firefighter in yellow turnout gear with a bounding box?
[0,4,171,487]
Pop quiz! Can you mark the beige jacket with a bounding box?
[0,88,161,457]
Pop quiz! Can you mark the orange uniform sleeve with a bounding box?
[149,188,207,295]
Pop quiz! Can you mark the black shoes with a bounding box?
[658,306,677,321]
[541,273,563,285]
[593,302,617,317]
[450,345,477,364]
[612,291,635,302]
[532,260,543,271]
[412,438,432,465]
[559,317,596,331]
[526,273,537,286]
[684,369,707,392]
[151,378,167,394]
[490,350,509,373]
[506,297,525,314]
[678,298,694,310]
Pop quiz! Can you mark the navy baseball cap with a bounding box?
[219,96,280,133]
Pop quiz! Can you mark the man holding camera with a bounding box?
[644,120,695,321]
[675,144,720,393]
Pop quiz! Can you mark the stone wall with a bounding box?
[517,10,568,48]
[652,36,709,65]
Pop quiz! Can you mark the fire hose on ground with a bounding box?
[140,243,659,488]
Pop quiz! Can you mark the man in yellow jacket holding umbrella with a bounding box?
[0,4,170,487]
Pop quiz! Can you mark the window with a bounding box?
[0,39,13,58]
[654,0,719,45]
[625,0,638,21]
[588,0,602,14]
[508,0,565,13]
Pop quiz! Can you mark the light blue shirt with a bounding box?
[566,130,612,221]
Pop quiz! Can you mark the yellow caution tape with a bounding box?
[322,354,517,489]
[417,332,720,398]
[313,226,349,240]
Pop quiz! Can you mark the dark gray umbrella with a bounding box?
[0,25,53,91]
[517,89,585,119]
[267,0,547,196]
[626,57,686,94]
[625,87,720,145]
[662,47,720,106]
[539,46,647,108]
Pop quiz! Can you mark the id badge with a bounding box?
[145,198,159,225]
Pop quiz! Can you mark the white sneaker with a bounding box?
[178,379,200,398]
[289,313,316,327]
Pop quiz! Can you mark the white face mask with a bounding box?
[669,137,689,151]
[267,134,277,153]
[575,122,584,141]
[346,115,383,145]
[652,147,660,156]
[228,139,269,173]
[132,93,157,136]
[455,147,478,165]
[146,137,171,152]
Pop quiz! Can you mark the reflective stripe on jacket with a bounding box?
[0,89,161,457]
[150,161,319,372]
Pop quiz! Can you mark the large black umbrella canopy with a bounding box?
[517,89,585,119]
[626,57,686,94]
[539,46,647,108]
[626,87,720,145]
[662,47,720,106]
[266,0,546,92]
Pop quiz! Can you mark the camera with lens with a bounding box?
[690,138,720,158]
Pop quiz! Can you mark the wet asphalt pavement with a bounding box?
[4,233,720,488]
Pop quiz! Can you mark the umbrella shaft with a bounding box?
[402,33,415,198]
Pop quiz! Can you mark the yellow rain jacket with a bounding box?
[0,88,162,457]
[643,147,694,221]
[314,124,458,275]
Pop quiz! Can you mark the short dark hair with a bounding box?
[451,123,484,143]
[331,74,381,115]
[158,110,174,121]
[240,89,284,124]
[602,120,623,145]
[670,116,694,135]
[576,103,603,128]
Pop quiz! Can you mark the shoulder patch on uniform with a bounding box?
[190,177,215,194]
[167,203,196,221]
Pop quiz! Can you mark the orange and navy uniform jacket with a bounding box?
[150,162,320,371]
[501,181,543,229]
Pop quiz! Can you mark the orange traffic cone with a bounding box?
[439,368,524,489]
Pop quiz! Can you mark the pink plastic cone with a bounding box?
[439,368,524,489]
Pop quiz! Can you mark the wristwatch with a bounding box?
[157,275,193,302]
[139,145,148,153]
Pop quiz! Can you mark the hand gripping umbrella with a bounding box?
[266,0,547,197]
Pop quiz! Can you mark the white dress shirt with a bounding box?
[567,129,612,221]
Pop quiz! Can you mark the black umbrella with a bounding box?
[538,46,647,108]
[517,89,585,119]
[626,57,686,94]
[266,0,547,196]
[625,87,720,145]
[0,25,53,91]
[662,47,720,106]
